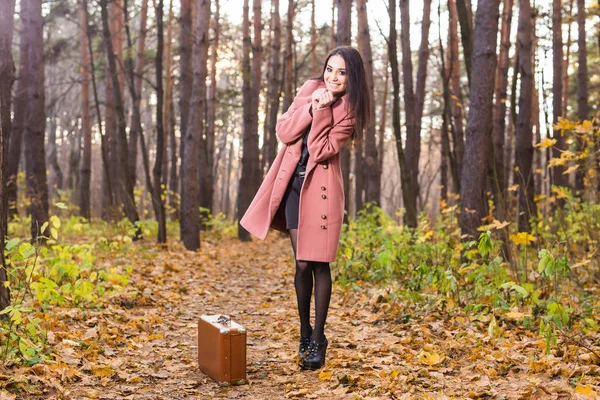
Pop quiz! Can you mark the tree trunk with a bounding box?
[491,0,514,222]
[181,0,210,250]
[237,0,261,241]
[389,0,412,225]
[264,0,282,172]
[100,0,140,229]
[311,0,318,75]
[0,0,16,310]
[399,0,431,227]
[575,0,587,192]
[179,0,193,228]
[551,0,567,188]
[455,0,473,85]
[459,0,501,239]
[448,0,465,192]
[206,0,220,212]
[514,0,535,232]
[562,0,574,118]
[46,111,63,199]
[78,0,92,219]
[336,0,352,219]
[282,0,294,112]
[22,0,49,239]
[153,0,167,243]
[378,59,389,176]
[357,0,380,207]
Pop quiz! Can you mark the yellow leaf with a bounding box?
[417,350,443,366]
[552,116,578,132]
[509,232,536,246]
[318,370,332,381]
[548,157,567,167]
[535,138,557,149]
[91,365,114,378]
[551,186,569,199]
[575,119,594,134]
[50,228,58,240]
[3,281,9,288]
[575,385,597,397]
[562,164,579,175]
[508,184,519,192]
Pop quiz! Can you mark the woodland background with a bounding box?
[0,0,600,397]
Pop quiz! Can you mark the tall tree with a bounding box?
[455,0,473,84]
[575,0,588,192]
[491,0,514,222]
[357,0,380,206]
[181,0,210,250]
[551,0,568,188]
[0,0,16,310]
[23,0,49,239]
[264,0,282,171]
[78,0,92,219]
[100,0,140,228]
[459,0,501,238]
[336,0,351,217]
[448,0,465,191]
[237,0,261,241]
[153,0,167,243]
[514,0,535,232]
[388,0,411,225]
[206,0,220,211]
[399,0,431,227]
[126,0,148,201]
[282,0,294,111]
[179,0,193,228]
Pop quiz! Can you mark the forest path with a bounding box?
[52,235,597,399]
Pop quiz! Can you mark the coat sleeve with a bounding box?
[307,106,355,163]
[275,80,320,145]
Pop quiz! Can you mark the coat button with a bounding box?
[320,225,326,229]
[323,164,328,169]
[321,214,327,219]
[321,186,326,190]
[321,194,327,199]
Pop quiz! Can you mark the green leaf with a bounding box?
[40,221,49,234]
[6,238,20,251]
[50,215,61,229]
[55,202,67,210]
[50,228,58,240]
[512,284,528,298]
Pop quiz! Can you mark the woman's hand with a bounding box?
[311,88,326,111]
[316,89,335,110]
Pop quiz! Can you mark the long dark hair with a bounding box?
[315,46,371,144]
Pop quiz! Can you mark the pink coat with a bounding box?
[240,79,355,262]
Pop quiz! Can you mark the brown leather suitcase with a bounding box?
[198,315,247,384]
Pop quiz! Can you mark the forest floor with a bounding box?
[2,233,599,399]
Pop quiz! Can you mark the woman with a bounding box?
[240,46,371,370]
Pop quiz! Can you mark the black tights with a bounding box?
[288,229,331,344]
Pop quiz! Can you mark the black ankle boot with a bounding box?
[298,335,311,361]
[301,337,328,370]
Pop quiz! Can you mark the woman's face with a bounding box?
[324,55,347,96]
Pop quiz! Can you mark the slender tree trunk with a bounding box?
[282,0,294,111]
[153,0,167,243]
[331,0,336,50]
[179,0,193,228]
[514,0,535,232]
[400,0,431,227]
[455,0,473,85]
[100,0,140,228]
[459,0,501,239]
[336,0,352,219]
[491,0,514,223]
[552,0,567,188]
[389,0,411,225]
[47,110,63,199]
[237,0,261,241]
[562,0,574,118]
[0,0,16,310]
[181,0,210,250]
[575,0,587,192]
[78,0,92,219]
[8,5,30,220]
[168,99,178,218]
[448,0,465,191]
[206,0,220,211]
[378,59,389,176]
[311,0,318,75]
[265,0,282,171]
[23,0,49,239]
[357,0,380,206]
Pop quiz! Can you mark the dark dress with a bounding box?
[283,126,310,230]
